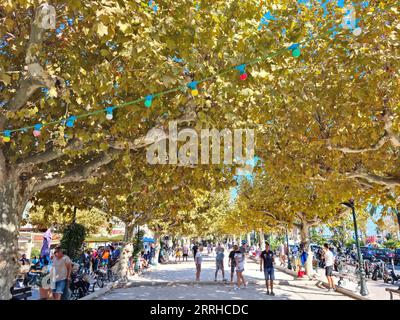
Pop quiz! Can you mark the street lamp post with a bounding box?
[341,199,369,296]
[286,227,292,270]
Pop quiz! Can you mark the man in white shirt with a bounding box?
[323,243,336,292]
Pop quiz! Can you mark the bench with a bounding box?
[385,288,400,300]
[10,286,32,300]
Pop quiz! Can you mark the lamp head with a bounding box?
[341,199,355,209]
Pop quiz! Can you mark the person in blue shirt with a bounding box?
[32,256,39,266]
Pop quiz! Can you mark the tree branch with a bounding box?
[346,171,400,188]
[108,109,197,150]
[327,108,400,154]
[16,139,83,172]
[327,134,389,154]
[0,148,6,185]
[31,151,115,194]
[6,4,63,113]
[383,108,400,148]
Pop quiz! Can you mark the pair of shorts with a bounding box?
[183,254,188,257]
[264,267,275,281]
[52,279,67,294]
[325,266,333,276]
[236,266,244,273]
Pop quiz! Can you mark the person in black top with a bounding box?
[19,253,30,266]
[192,243,198,261]
[260,242,275,296]
[228,245,240,283]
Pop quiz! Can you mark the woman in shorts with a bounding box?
[234,247,247,290]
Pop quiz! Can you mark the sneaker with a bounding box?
[327,288,332,292]
[234,286,240,291]
[270,291,275,296]
[266,291,270,295]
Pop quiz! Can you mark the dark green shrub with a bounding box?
[60,222,86,260]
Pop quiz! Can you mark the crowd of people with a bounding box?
[16,243,123,300]
[15,238,341,299]
[190,241,276,295]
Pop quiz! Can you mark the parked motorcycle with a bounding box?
[370,257,384,281]
[383,258,400,285]
[69,272,90,300]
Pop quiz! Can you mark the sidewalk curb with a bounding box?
[316,281,369,300]
[79,281,120,300]
[275,265,369,300]
[80,265,159,300]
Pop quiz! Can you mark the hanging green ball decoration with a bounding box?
[292,48,301,58]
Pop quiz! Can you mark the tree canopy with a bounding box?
[0,0,399,299]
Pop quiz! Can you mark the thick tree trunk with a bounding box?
[115,221,135,281]
[298,219,314,277]
[247,233,251,246]
[123,223,134,243]
[114,242,133,282]
[299,221,310,252]
[0,179,26,300]
[153,232,160,265]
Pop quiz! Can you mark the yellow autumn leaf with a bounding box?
[0,72,12,85]
[48,87,57,98]
[117,22,130,33]
[96,22,108,36]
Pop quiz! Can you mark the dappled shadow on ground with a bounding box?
[100,284,294,300]
[97,256,353,300]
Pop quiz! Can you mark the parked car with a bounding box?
[374,248,395,263]
[360,246,375,261]
[310,244,322,252]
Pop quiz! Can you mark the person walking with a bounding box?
[192,242,199,261]
[175,245,182,263]
[260,242,275,296]
[215,247,226,281]
[323,243,336,292]
[195,246,204,281]
[234,245,246,290]
[102,248,110,267]
[51,247,72,300]
[228,245,239,283]
[182,244,189,262]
